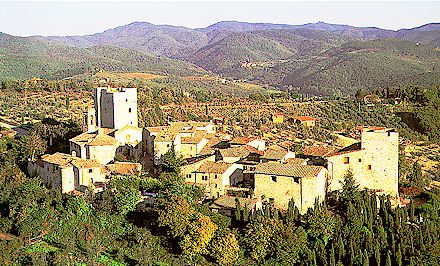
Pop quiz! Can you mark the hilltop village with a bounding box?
[28,85,400,214]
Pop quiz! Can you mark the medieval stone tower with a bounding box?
[82,108,97,133]
[94,86,138,130]
[360,127,399,198]
[327,127,399,201]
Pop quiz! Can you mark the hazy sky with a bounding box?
[0,1,439,36]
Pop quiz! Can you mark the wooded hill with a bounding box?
[1,21,440,95]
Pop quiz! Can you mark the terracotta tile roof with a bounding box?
[273,113,284,117]
[145,126,168,133]
[196,161,233,174]
[88,134,117,146]
[229,136,254,145]
[294,116,315,122]
[41,152,100,168]
[220,145,263,158]
[261,149,288,160]
[105,162,142,175]
[117,124,142,133]
[285,158,308,165]
[255,162,324,178]
[70,130,117,146]
[303,145,339,157]
[211,195,257,210]
[181,131,206,144]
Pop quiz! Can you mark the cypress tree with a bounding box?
[235,198,242,221]
[329,243,336,266]
[374,242,380,266]
[363,250,370,266]
[385,250,392,266]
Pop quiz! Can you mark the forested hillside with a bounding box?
[0,33,205,79]
[2,21,440,95]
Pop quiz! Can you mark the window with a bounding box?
[214,174,218,179]
[128,108,132,113]
[214,184,218,188]
[367,165,372,170]
[88,169,93,173]
[293,177,300,184]
[250,167,255,171]
[344,157,350,164]
[186,174,191,179]
[358,158,362,163]
[126,99,128,102]
[271,176,277,182]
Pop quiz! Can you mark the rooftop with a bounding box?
[295,116,316,122]
[41,152,101,168]
[303,145,339,157]
[255,162,324,178]
[70,130,117,146]
[261,149,289,160]
[220,145,263,158]
[197,161,233,174]
[105,162,142,175]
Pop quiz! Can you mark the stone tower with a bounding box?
[83,107,97,133]
[94,86,138,130]
[360,127,399,198]
[327,127,399,201]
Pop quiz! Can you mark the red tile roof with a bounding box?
[295,116,315,122]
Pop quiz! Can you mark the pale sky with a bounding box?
[0,1,439,37]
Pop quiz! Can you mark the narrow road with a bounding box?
[0,121,30,137]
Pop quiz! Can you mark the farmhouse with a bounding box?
[294,116,316,127]
[272,113,284,124]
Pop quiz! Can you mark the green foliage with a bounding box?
[109,175,142,215]
[161,149,183,173]
[210,232,240,265]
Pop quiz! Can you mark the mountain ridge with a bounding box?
[2,20,440,96]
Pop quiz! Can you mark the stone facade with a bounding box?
[113,124,143,157]
[27,153,106,193]
[94,87,138,130]
[253,162,327,213]
[327,127,399,200]
[185,161,243,198]
[69,130,118,165]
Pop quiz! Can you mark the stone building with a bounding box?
[113,124,143,157]
[28,152,107,193]
[93,86,138,130]
[146,121,216,165]
[69,129,118,165]
[185,161,242,198]
[327,127,399,200]
[254,162,328,213]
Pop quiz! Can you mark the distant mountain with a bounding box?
[2,20,440,95]
[47,22,209,59]
[0,33,205,79]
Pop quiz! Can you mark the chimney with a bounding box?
[98,127,104,135]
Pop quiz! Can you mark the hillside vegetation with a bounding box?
[2,21,440,95]
[0,33,205,79]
